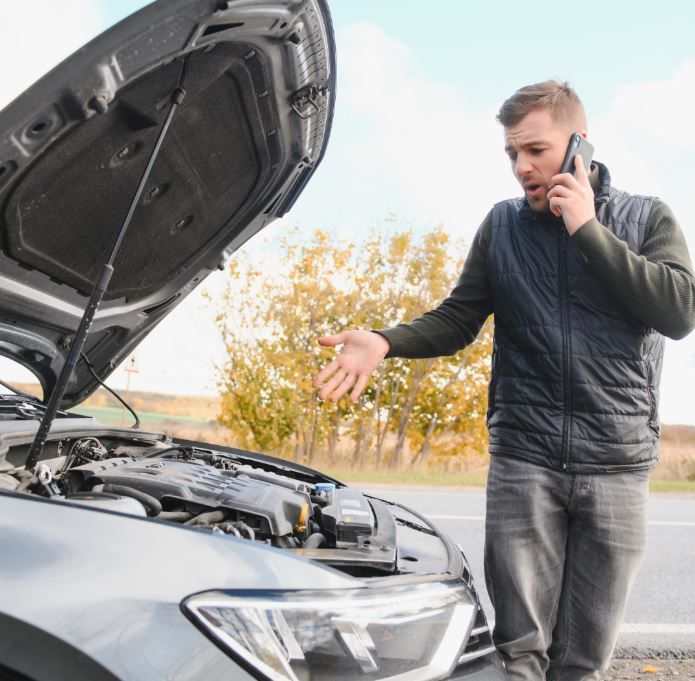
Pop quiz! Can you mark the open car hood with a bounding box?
[0,0,335,407]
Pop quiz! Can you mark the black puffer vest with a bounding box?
[487,162,663,473]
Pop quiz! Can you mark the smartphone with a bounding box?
[560,133,594,176]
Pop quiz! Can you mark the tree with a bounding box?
[213,223,493,470]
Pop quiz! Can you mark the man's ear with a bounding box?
[579,130,589,139]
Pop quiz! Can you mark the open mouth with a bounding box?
[525,183,543,197]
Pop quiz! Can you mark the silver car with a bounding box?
[0,1,505,679]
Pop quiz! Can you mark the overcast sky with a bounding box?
[1,1,694,425]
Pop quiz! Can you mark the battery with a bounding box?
[319,487,375,547]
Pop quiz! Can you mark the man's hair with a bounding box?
[497,80,586,129]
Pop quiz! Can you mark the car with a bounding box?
[0,1,506,679]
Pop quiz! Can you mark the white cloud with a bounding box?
[0,1,105,110]
[590,59,695,206]
[336,22,519,240]
[596,60,695,148]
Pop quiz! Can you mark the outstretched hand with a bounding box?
[312,330,390,403]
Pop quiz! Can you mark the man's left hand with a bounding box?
[547,155,595,235]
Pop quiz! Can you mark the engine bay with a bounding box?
[0,434,449,576]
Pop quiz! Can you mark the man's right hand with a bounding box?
[312,330,390,403]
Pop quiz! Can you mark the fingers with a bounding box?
[314,333,349,388]
[350,373,369,402]
[329,373,357,403]
[549,195,566,218]
[313,329,374,405]
[312,359,339,388]
[318,333,346,347]
[320,371,370,404]
[574,153,591,187]
[547,184,572,199]
[318,369,346,400]
[550,172,579,191]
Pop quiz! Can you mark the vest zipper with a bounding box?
[559,228,572,471]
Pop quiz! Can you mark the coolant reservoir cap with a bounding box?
[315,483,336,494]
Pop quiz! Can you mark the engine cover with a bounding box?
[68,458,311,537]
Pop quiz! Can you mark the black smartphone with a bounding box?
[560,133,594,176]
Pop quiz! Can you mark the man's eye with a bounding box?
[508,153,517,162]
[530,148,544,155]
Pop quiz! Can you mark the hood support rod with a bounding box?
[25,85,187,470]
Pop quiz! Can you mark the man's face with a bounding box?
[504,108,581,213]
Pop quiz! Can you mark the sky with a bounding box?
[1,1,694,425]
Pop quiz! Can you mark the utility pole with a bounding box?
[121,355,140,425]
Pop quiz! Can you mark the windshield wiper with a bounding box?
[393,516,437,536]
[25,79,187,470]
[0,393,73,421]
[0,378,40,401]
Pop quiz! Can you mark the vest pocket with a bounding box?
[486,345,501,426]
[643,353,659,436]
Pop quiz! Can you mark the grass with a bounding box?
[649,479,695,493]
[322,467,695,493]
[323,468,489,487]
[69,405,211,426]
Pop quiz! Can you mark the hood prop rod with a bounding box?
[25,85,187,471]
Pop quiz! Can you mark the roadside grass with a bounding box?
[324,468,489,487]
[649,479,695,493]
[326,468,695,493]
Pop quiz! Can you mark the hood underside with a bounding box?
[0,0,335,407]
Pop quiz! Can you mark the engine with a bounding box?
[67,456,314,543]
[3,438,387,559]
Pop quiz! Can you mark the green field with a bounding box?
[70,405,211,426]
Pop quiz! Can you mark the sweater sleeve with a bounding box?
[571,199,695,339]
[375,212,494,358]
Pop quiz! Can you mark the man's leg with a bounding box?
[546,469,650,681]
[484,455,571,680]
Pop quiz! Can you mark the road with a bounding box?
[357,484,695,658]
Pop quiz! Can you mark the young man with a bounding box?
[312,80,695,679]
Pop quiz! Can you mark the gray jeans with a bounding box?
[484,455,650,681]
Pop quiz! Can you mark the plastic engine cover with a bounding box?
[69,459,311,536]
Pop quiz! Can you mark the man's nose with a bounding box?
[515,154,533,176]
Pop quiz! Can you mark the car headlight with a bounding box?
[183,581,476,681]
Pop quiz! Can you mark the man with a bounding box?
[312,80,695,679]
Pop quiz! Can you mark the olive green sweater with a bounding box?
[378,192,695,359]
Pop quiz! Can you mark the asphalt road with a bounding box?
[358,484,695,658]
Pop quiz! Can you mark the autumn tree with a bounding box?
[214,223,493,470]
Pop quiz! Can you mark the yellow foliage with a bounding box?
[213,223,493,470]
